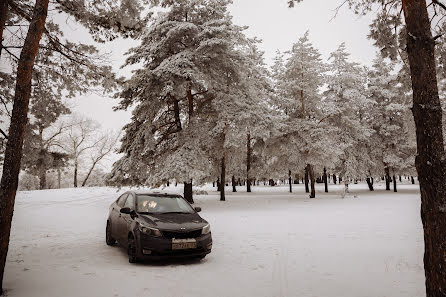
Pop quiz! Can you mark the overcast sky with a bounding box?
[71,0,378,135]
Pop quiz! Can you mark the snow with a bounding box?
[4,182,425,297]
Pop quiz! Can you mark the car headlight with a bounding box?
[139,225,162,237]
[202,224,211,235]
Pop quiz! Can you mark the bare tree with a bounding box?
[81,131,120,187]
[62,116,100,188]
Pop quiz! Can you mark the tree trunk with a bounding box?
[183,182,193,204]
[411,176,415,184]
[232,175,236,192]
[307,164,315,198]
[173,97,182,130]
[81,160,99,187]
[0,0,9,58]
[399,175,402,182]
[57,168,61,189]
[333,174,337,184]
[74,160,78,188]
[246,131,251,193]
[217,178,220,192]
[366,177,374,191]
[402,1,446,294]
[186,83,193,120]
[323,167,328,193]
[220,153,226,201]
[304,167,309,193]
[393,175,397,193]
[38,162,46,190]
[0,0,49,293]
[385,167,391,191]
[288,170,292,193]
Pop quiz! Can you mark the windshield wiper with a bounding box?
[160,211,191,214]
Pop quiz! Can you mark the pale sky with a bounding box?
[72,0,378,134]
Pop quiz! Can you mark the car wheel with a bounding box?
[128,236,138,263]
[106,221,116,246]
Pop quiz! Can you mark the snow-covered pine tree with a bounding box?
[268,32,336,197]
[366,55,415,192]
[108,0,251,202]
[323,43,374,190]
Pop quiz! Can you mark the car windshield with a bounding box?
[136,195,195,214]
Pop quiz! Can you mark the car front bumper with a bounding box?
[136,232,212,259]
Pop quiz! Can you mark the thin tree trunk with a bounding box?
[246,131,251,193]
[57,168,61,189]
[288,170,292,193]
[81,160,99,187]
[186,83,193,120]
[38,129,46,190]
[0,0,49,293]
[333,174,337,184]
[183,181,193,204]
[366,177,374,191]
[307,164,315,198]
[172,97,182,130]
[402,1,446,294]
[385,167,391,191]
[217,178,220,192]
[294,174,299,184]
[304,167,309,193]
[323,167,328,193]
[232,175,236,192]
[38,161,46,190]
[411,176,415,184]
[220,153,226,201]
[393,175,397,193]
[74,160,78,188]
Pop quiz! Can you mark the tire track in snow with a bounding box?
[272,233,289,297]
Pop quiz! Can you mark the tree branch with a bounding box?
[0,128,8,139]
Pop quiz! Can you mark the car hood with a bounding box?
[138,213,207,231]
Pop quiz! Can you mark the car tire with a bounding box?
[128,236,138,263]
[106,221,116,246]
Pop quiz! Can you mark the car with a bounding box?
[106,191,212,263]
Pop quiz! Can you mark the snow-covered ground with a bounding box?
[4,182,425,297]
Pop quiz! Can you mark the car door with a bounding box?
[111,193,127,238]
[117,193,135,246]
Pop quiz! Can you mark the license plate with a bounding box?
[172,238,197,250]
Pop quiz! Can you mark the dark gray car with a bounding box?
[106,191,212,263]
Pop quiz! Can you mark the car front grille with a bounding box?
[162,229,202,239]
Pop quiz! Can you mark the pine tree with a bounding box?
[108,0,250,202]
[323,43,374,188]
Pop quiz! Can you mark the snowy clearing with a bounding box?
[4,182,424,297]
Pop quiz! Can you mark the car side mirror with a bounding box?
[120,207,131,214]
[194,207,202,212]
[130,210,138,219]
